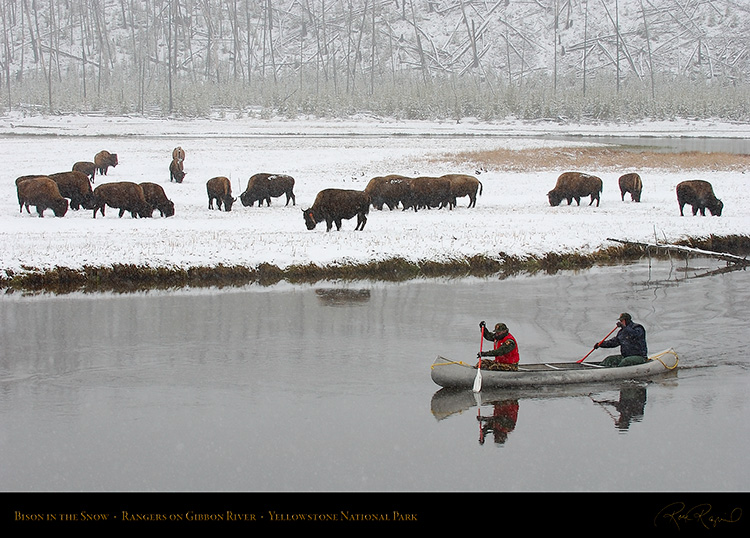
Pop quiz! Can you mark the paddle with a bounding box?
[473,325,484,392]
[577,326,618,363]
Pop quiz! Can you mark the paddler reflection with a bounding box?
[591,385,647,431]
[477,399,519,445]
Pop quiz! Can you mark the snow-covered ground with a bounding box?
[1,113,749,278]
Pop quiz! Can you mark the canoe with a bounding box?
[430,348,679,389]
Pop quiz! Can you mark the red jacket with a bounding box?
[493,333,520,364]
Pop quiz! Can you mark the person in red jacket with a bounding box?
[477,321,520,371]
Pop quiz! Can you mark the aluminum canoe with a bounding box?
[430,348,679,389]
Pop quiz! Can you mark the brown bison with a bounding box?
[548,172,603,207]
[94,150,118,175]
[404,176,453,211]
[92,181,152,218]
[618,172,643,202]
[16,176,69,217]
[140,182,175,217]
[364,174,412,210]
[442,173,483,208]
[169,158,186,183]
[239,173,296,207]
[302,189,370,231]
[676,180,723,216]
[72,161,97,183]
[206,176,236,211]
[172,146,185,163]
[49,171,96,210]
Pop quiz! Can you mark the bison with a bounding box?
[94,150,118,176]
[442,173,483,208]
[404,176,453,212]
[364,174,412,210]
[169,158,186,183]
[676,180,723,216]
[140,182,175,217]
[618,172,643,202]
[548,172,603,207]
[92,181,152,218]
[206,176,236,211]
[172,146,185,164]
[16,176,69,217]
[72,161,97,183]
[239,173,296,207]
[302,189,370,231]
[49,171,96,210]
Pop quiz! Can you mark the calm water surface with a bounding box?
[1,259,748,492]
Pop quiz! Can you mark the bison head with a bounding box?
[547,190,563,207]
[163,200,175,217]
[302,208,317,230]
[709,199,724,216]
[52,198,69,217]
[224,196,236,212]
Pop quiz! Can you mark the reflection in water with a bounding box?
[591,385,647,431]
[315,288,371,306]
[478,399,519,446]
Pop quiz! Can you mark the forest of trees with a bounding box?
[1,0,749,121]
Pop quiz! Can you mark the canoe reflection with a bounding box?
[431,383,652,445]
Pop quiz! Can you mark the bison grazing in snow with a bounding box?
[72,161,97,183]
[169,158,186,183]
[302,189,370,231]
[140,182,175,217]
[239,173,296,207]
[676,180,723,216]
[172,146,185,164]
[16,176,69,217]
[92,181,152,218]
[618,172,643,202]
[206,176,236,211]
[364,174,412,210]
[547,172,603,207]
[49,171,96,210]
[442,173,483,208]
[404,176,453,212]
[94,150,118,176]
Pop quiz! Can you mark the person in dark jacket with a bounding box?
[477,321,520,371]
[595,313,648,367]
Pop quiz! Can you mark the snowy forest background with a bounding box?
[1,0,749,122]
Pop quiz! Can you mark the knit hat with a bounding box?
[494,323,508,333]
[618,313,632,322]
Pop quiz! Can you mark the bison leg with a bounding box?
[356,213,367,231]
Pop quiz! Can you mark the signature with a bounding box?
[655,502,742,530]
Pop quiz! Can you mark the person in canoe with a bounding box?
[594,312,648,367]
[477,321,520,371]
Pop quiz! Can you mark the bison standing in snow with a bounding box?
[169,158,186,183]
[94,150,118,176]
[404,176,453,212]
[206,176,236,211]
[364,174,412,210]
[16,176,69,217]
[618,172,643,202]
[172,146,185,164]
[140,182,175,217]
[676,180,723,216]
[72,161,97,183]
[442,173,483,208]
[239,173,296,207]
[547,172,602,207]
[92,181,151,218]
[49,171,96,210]
[302,189,370,231]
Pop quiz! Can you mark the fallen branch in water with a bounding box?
[607,238,750,266]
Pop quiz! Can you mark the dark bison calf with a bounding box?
[140,182,175,217]
[303,189,370,231]
[364,174,412,210]
[206,176,236,211]
[240,173,296,207]
[73,161,97,183]
[94,150,118,176]
[548,172,603,207]
[92,181,152,218]
[49,171,96,210]
[16,176,69,217]
[169,158,186,183]
[618,172,643,202]
[676,180,723,216]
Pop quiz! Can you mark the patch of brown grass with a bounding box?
[440,146,750,173]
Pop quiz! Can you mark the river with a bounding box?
[1,258,748,492]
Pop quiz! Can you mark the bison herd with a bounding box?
[13,146,725,230]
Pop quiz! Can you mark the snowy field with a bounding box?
[1,113,749,279]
